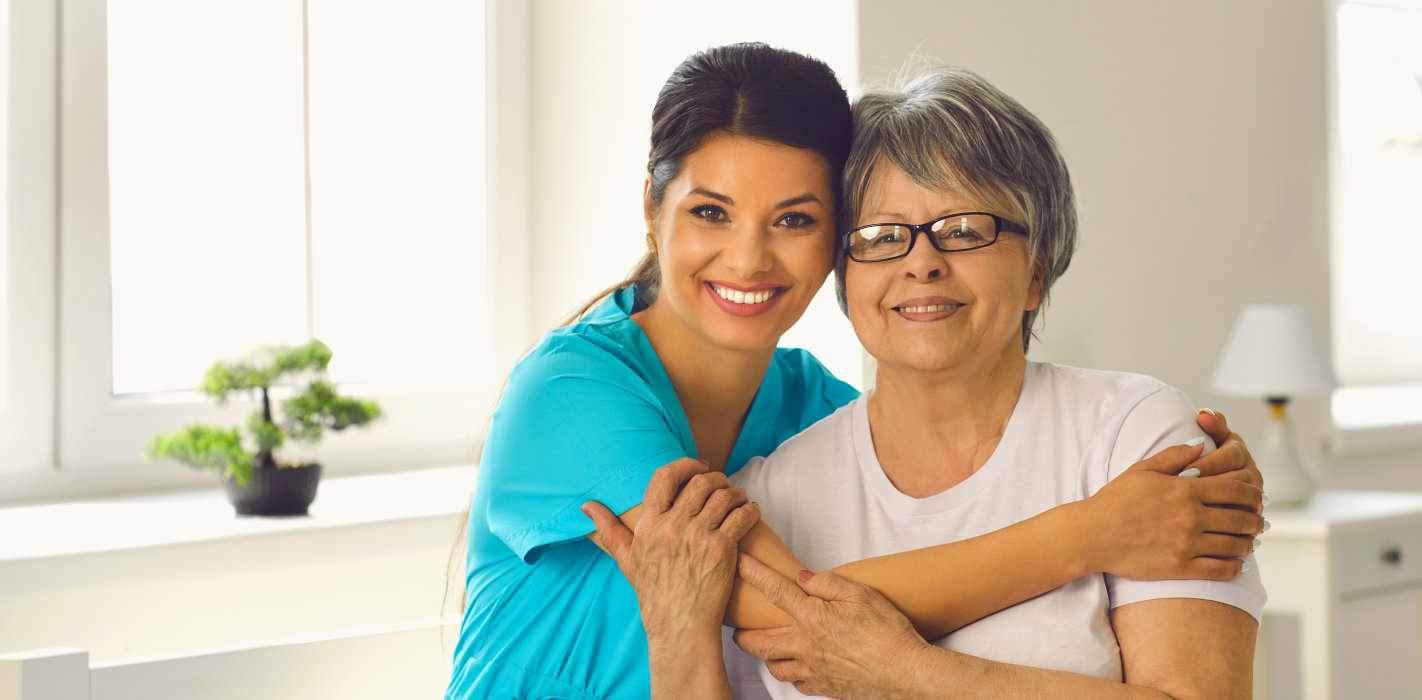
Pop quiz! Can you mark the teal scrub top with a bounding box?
[446,286,858,699]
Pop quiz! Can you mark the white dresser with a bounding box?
[1254,490,1422,699]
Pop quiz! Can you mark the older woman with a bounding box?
[721,67,1264,699]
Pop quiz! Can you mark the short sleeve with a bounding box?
[479,337,690,563]
[1100,385,1268,621]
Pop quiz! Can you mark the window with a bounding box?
[1330,0,1422,441]
[52,0,497,481]
[0,0,58,476]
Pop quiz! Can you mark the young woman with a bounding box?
[446,43,1261,700]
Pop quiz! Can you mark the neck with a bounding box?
[867,346,1027,496]
[633,299,774,470]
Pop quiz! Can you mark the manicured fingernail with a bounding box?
[1262,518,1271,533]
[579,503,593,517]
[798,569,815,584]
[1241,560,1252,573]
[1261,493,1272,507]
[1199,408,1218,418]
[1178,467,1202,478]
[1183,437,1207,448]
[1253,537,1262,550]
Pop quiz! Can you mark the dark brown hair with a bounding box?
[561,42,853,324]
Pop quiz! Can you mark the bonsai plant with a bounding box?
[145,339,383,516]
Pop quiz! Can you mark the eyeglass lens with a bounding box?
[849,213,999,261]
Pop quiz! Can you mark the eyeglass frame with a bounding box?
[841,211,1028,263]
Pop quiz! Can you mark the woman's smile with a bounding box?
[706,281,788,317]
[891,295,964,321]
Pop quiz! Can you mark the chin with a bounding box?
[702,318,787,353]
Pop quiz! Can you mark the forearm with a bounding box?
[648,627,733,700]
[898,600,1256,700]
[898,647,1173,700]
[727,501,1098,638]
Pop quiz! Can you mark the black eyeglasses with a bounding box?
[842,212,1027,263]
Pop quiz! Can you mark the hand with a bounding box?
[1194,409,1263,490]
[581,458,762,644]
[733,554,936,700]
[1084,440,1265,581]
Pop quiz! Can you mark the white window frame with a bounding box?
[0,0,58,477]
[0,0,531,503]
[1325,0,1422,455]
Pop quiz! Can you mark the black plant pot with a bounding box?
[223,463,322,516]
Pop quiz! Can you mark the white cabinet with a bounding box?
[1254,490,1422,699]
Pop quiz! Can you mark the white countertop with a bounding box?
[0,465,477,563]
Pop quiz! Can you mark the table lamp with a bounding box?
[1210,304,1337,505]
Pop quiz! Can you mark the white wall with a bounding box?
[855,0,1421,487]
[523,0,866,386]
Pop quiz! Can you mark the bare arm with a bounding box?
[734,558,1256,699]
[590,437,1262,639]
[886,601,1255,699]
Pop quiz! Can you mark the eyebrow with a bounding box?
[864,209,967,223]
[690,188,734,204]
[689,188,823,209]
[775,194,823,209]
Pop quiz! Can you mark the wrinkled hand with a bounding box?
[581,458,762,641]
[733,554,934,700]
[1085,411,1266,582]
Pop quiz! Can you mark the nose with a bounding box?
[723,226,773,278]
[901,230,948,281]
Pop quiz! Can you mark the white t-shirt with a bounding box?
[724,362,1266,699]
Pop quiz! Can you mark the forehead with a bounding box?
[672,132,833,198]
[859,158,981,222]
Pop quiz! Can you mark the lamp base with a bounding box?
[1256,403,1313,506]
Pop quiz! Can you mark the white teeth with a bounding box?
[713,284,777,305]
[899,304,959,313]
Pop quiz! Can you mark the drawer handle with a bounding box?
[1382,546,1403,566]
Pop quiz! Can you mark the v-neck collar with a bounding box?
[606,286,780,476]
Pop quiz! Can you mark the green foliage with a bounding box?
[281,380,383,444]
[145,425,256,485]
[247,410,286,456]
[147,339,380,484]
[201,340,333,404]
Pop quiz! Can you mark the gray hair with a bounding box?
[836,67,1077,352]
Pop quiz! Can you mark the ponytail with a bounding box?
[558,250,661,327]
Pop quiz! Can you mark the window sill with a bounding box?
[0,464,476,563]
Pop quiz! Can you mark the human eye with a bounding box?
[934,216,989,246]
[689,204,729,223]
[777,212,819,231]
[861,225,906,247]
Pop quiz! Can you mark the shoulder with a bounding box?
[770,396,858,460]
[731,398,859,498]
[1029,364,1208,483]
[1032,362,1173,400]
[746,397,858,490]
[1029,362,1181,424]
[508,321,657,398]
[770,347,860,409]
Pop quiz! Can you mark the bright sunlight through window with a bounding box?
[106,0,488,397]
[1332,0,1422,428]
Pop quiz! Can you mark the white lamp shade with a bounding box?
[1211,304,1338,397]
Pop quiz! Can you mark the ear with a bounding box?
[1024,260,1047,311]
[642,177,656,230]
